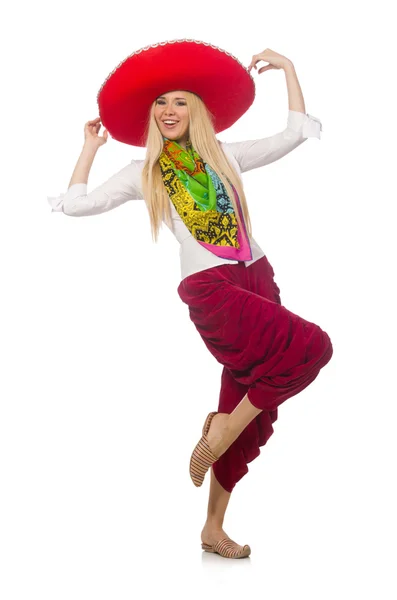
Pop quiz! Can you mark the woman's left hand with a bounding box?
[247,49,292,73]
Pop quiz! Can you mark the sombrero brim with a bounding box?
[96,39,256,147]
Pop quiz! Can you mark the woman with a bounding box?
[48,40,333,559]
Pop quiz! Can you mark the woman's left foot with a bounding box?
[205,413,230,457]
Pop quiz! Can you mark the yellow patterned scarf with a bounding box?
[159,139,241,249]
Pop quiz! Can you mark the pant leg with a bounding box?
[212,366,278,492]
[234,255,333,411]
[212,255,332,492]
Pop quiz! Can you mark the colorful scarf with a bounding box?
[159,139,252,261]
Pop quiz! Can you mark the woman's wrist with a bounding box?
[283,63,306,114]
[68,143,99,188]
[282,60,294,72]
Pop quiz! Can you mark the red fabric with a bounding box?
[177,255,333,492]
[97,40,255,146]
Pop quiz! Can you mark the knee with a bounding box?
[321,329,333,365]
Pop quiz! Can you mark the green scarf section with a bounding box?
[161,138,218,212]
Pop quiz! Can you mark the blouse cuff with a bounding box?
[47,183,88,212]
[287,110,323,139]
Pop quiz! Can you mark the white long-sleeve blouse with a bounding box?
[47,110,322,281]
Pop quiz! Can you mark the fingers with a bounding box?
[248,60,275,74]
[85,118,108,141]
[248,51,275,73]
[258,64,275,74]
[248,52,263,72]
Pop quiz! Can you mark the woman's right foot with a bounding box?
[200,523,245,550]
[201,524,251,558]
[201,524,229,547]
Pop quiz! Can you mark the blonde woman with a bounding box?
[48,40,333,559]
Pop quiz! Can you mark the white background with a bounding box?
[1,0,396,598]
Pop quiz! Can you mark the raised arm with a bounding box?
[225,49,322,172]
[47,117,144,216]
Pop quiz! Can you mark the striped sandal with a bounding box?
[190,412,219,487]
[202,411,218,436]
[202,538,251,559]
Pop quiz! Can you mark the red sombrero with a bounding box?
[96,39,256,147]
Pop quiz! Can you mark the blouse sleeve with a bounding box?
[222,110,323,173]
[47,159,144,216]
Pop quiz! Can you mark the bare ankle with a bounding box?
[204,517,224,530]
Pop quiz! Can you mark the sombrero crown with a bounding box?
[97,39,256,147]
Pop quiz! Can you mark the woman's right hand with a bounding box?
[84,117,108,148]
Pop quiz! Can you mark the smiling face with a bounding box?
[154,91,190,147]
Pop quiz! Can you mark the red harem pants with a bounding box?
[177,254,333,493]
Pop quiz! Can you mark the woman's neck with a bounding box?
[177,138,187,150]
[163,136,189,150]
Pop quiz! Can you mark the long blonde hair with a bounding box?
[141,91,253,243]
